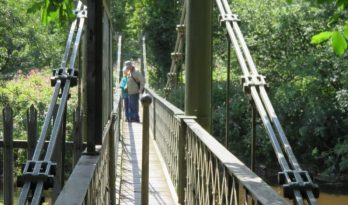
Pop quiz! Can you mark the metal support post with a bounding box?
[51,104,66,202]
[153,98,156,140]
[117,35,123,82]
[87,0,103,153]
[109,113,116,204]
[141,95,152,205]
[3,106,13,205]
[225,39,231,147]
[141,36,146,77]
[177,116,188,205]
[251,102,256,171]
[185,0,212,132]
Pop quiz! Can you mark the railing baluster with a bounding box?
[109,113,116,204]
[177,116,187,204]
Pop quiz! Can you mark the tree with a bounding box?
[0,0,66,77]
[288,0,348,56]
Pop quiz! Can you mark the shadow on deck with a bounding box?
[116,120,176,205]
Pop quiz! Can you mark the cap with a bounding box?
[124,60,133,67]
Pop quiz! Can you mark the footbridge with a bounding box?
[1,0,320,204]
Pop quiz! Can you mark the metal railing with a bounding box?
[147,87,184,189]
[145,87,289,205]
[55,90,121,204]
[163,0,319,203]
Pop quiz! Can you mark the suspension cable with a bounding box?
[164,0,187,95]
[215,0,319,204]
[17,2,87,204]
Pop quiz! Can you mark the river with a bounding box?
[272,186,348,205]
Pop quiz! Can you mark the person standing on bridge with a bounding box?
[125,60,145,122]
[120,67,130,121]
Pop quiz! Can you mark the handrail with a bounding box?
[145,87,289,204]
[185,118,288,204]
[55,89,122,204]
[215,0,318,204]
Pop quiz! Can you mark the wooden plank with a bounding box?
[118,121,175,205]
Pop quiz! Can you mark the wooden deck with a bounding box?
[116,120,176,205]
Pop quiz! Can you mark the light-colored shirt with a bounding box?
[127,70,145,95]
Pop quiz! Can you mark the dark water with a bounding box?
[317,192,348,205]
[273,186,348,205]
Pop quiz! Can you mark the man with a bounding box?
[125,60,145,122]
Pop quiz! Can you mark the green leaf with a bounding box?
[332,31,347,56]
[311,31,333,44]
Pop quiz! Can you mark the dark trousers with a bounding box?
[123,97,130,121]
[129,93,140,121]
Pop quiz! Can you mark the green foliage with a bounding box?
[0,70,78,173]
[311,31,333,44]
[110,0,348,179]
[0,70,77,140]
[332,31,347,55]
[208,0,348,177]
[288,0,348,55]
[311,29,348,56]
[0,0,77,174]
[111,0,179,84]
[0,0,66,76]
[28,0,76,26]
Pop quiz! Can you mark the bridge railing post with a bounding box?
[177,116,187,205]
[141,94,152,205]
[3,106,14,205]
[109,113,117,205]
[73,107,83,166]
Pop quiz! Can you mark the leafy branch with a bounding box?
[288,0,348,56]
[27,0,76,27]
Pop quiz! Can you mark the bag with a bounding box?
[131,75,140,89]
